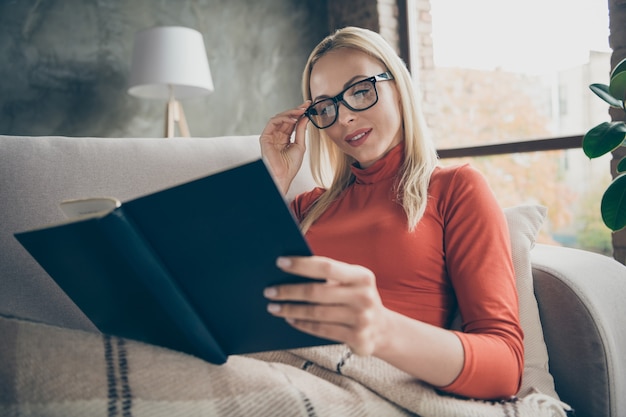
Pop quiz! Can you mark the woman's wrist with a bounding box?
[371,309,464,387]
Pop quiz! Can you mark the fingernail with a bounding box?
[264,287,278,298]
[267,303,281,313]
[276,257,292,268]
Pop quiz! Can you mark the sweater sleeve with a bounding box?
[437,165,524,400]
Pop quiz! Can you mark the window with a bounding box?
[410,0,613,255]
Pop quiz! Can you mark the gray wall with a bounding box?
[0,0,328,138]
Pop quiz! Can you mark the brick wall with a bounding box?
[327,0,380,34]
[326,0,401,54]
[377,0,402,55]
[407,0,437,128]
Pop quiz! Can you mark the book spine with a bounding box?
[100,208,227,364]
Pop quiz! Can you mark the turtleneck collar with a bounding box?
[350,141,405,185]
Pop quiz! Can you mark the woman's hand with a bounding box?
[259,102,310,195]
[265,256,465,388]
[264,255,390,357]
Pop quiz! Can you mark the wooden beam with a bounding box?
[437,135,583,159]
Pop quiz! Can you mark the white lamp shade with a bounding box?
[128,26,214,99]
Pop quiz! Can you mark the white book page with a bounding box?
[59,197,121,219]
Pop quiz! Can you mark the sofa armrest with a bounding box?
[530,243,626,417]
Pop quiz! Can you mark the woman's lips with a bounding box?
[345,129,371,146]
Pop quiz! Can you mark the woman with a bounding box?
[260,26,523,401]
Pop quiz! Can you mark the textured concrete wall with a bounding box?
[0,0,328,138]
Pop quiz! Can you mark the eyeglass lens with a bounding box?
[308,78,378,129]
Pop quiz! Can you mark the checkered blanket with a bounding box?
[0,315,570,417]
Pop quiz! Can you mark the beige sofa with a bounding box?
[0,134,625,417]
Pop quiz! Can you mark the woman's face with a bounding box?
[309,48,404,168]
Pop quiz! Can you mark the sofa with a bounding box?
[0,134,625,417]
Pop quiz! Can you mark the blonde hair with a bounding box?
[300,26,438,233]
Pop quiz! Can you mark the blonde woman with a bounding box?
[260,26,523,401]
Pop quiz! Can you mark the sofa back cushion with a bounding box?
[0,135,315,329]
[503,205,558,399]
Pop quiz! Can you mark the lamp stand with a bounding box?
[165,96,190,138]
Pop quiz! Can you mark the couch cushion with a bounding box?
[0,135,316,329]
[503,205,558,399]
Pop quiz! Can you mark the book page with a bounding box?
[60,197,121,219]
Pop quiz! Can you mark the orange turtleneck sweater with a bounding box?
[290,143,524,400]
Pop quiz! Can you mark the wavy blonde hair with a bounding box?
[300,27,438,233]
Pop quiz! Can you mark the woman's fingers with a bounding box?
[265,257,377,309]
[261,117,298,139]
[275,256,376,287]
[287,318,375,356]
[267,299,376,329]
[292,111,310,147]
[266,272,371,315]
[262,102,310,137]
[267,302,349,324]
[269,303,380,357]
[266,300,379,356]
[258,102,310,194]
[264,256,385,355]
[264,279,375,307]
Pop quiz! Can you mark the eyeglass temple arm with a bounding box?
[375,72,394,81]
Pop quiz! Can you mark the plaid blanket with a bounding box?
[0,315,570,417]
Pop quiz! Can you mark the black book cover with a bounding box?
[15,159,333,363]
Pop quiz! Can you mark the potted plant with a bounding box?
[583,57,626,231]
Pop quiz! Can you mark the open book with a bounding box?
[15,159,333,364]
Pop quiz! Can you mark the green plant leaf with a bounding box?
[601,173,626,231]
[609,72,626,101]
[618,156,626,173]
[583,122,626,158]
[590,84,623,108]
[611,57,626,79]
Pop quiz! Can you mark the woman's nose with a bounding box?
[336,102,356,126]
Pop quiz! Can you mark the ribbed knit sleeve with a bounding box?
[434,165,524,399]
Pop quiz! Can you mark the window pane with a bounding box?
[420,0,613,255]
[442,152,613,256]
[429,0,610,144]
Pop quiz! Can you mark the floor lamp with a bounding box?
[128,26,214,138]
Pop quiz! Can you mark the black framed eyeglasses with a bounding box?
[305,71,394,129]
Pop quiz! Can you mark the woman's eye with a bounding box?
[353,89,369,98]
[348,83,373,100]
[320,104,335,116]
